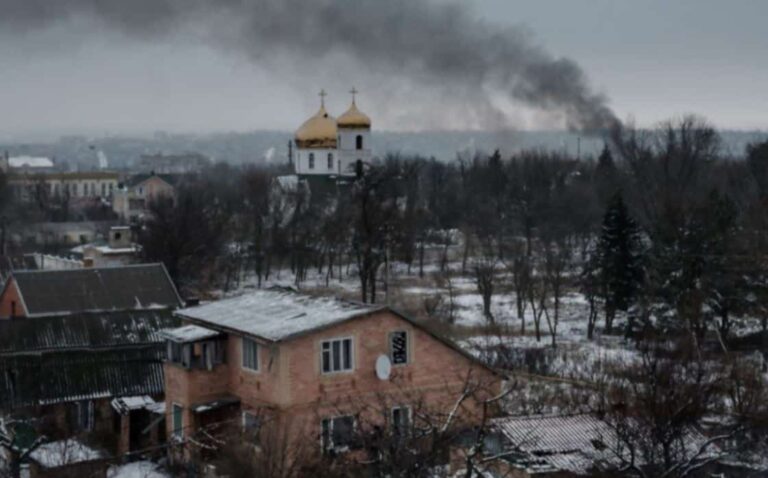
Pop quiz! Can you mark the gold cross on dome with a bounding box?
[319,89,327,107]
[350,87,358,104]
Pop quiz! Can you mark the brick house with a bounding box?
[161,288,503,467]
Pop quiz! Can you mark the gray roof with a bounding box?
[0,348,165,409]
[0,309,178,354]
[175,288,383,342]
[10,263,183,317]
[160,324,222,343]
[492,414,714,475]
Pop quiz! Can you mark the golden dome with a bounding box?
[337,101,371,129]
[295,105,338,148]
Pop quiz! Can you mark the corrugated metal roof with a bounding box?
[493,414,620,475]
[176,288,382,342]
[0,348,165,409]
[0,310,179,353]
[11,263,183,317]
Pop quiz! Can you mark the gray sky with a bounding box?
[0,0,766,140]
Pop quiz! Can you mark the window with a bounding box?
[321,415,355,452]
[321,338,353,373]
[242,411,261,444]
[73,400,94,431]
[172,404,183,438]
[242,338,259,371]
[101,183,106,196]
[166,340,191,368]
[391,406,411,438]
[327,153,334,169]
[308,153,315,169]
[389,331,409,365]
[10,301,16,318]
[356,135,363,150]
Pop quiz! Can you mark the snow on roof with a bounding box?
[8,156,53,168]
[160,324,222,343]
[30,439,103,468]
[176,288,383,342]
[493,414,620,475]
[111,395,156,414]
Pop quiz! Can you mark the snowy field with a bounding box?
[216,247,765,389]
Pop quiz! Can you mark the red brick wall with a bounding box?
[165,311,501,455]
[0,279,27,318]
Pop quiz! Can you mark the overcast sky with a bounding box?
[0,0,766,140]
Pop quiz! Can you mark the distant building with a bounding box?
[0,153,55,173]
[6,171,118,203]
[10,221,111,248]
[161,288,501,463]
[113,174,177,222]
[136,152,210,175]
[293,88,372,177]
[71,226,139,267]
[0,263,183,319]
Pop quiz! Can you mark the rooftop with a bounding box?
[8,263,183,317]
[8,156,54,168]
[0,309,178,354]
[0,348,165,408]
[160,324,223,343]
[176,288,383,342]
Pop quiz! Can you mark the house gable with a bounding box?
[0,278,28,319]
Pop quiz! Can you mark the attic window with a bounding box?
[389,331,409,365]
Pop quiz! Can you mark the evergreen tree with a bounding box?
[595,143,618,205]
[595,192,644,334]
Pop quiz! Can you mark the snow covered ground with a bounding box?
[108,461,170,478]
[29,439,103,468]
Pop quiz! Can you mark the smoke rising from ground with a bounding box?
[1,0,619,131]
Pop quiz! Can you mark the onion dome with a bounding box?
[295,105,338,149]
[337,101,371,129]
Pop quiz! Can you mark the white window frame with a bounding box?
[389,330,410,366]
[320,337,354,374]
[321,415,356,453]
[172,403,184,438]
[242,337,260,372]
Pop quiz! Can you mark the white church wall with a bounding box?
[295,148,340,175]
[338,128,371,176]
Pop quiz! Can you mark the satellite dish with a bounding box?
[375,355,392,380]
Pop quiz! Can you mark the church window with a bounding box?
[356,135,363,150]
[309,153,315,169]
[327,153,334,169]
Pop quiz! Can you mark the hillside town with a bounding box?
[0,88,766,478]
[2,1,768,477]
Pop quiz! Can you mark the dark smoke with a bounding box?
[0,0,619,131]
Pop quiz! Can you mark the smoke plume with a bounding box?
[0,0,619,131]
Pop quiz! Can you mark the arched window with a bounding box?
[356,135,363,150]
[327,153,334,169]
[309,153,315,169]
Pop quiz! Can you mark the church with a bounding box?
[292,88,372,177]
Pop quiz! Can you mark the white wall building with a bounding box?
[293,89,372,177]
